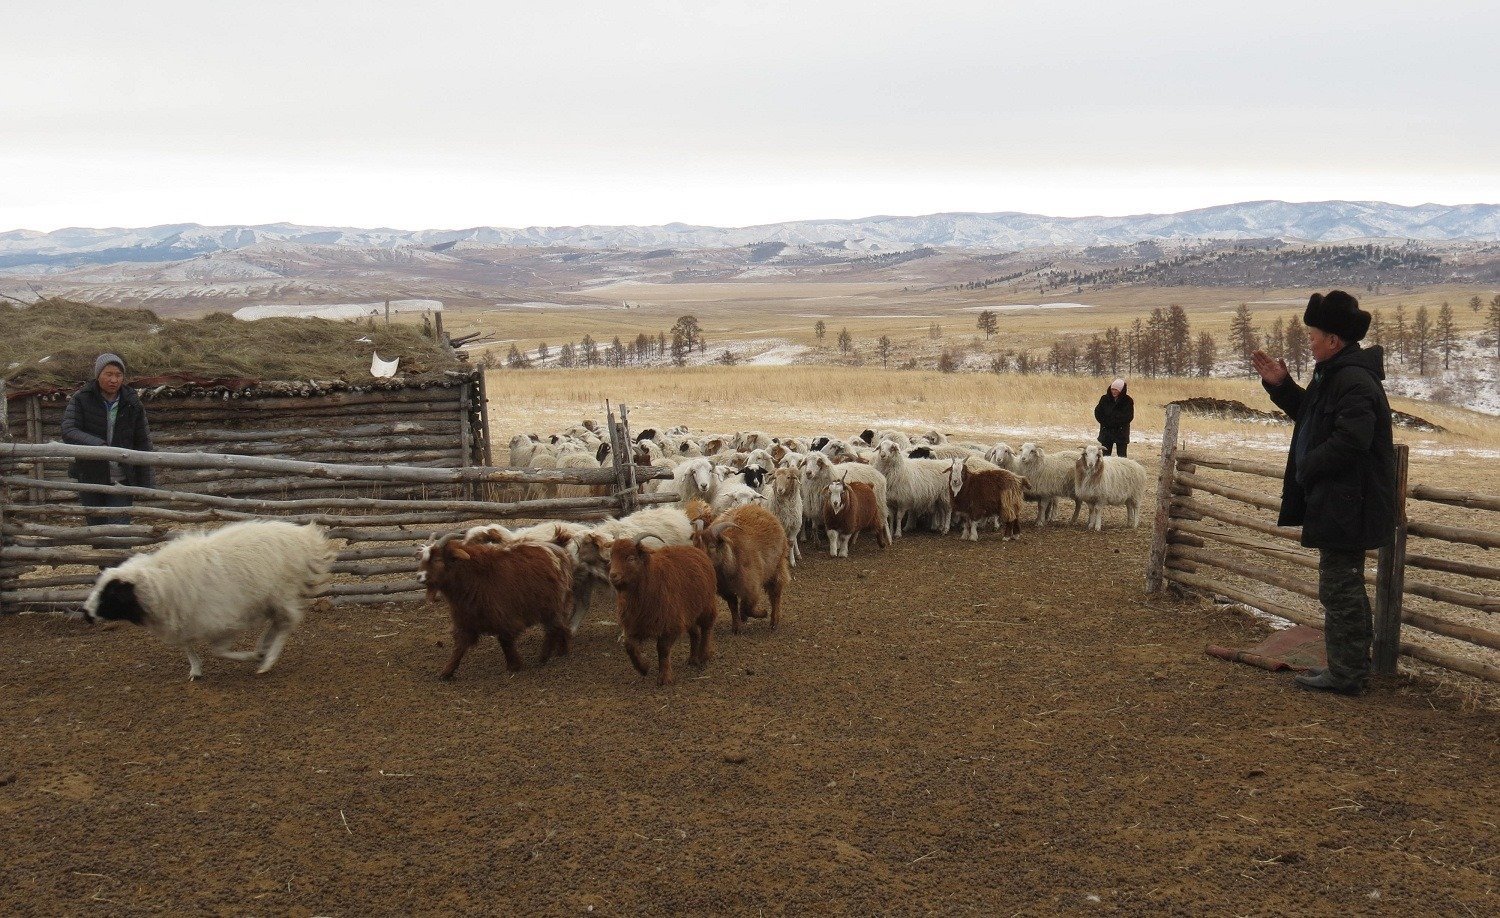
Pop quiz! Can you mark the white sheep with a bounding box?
[1073,443,1147,531]
[711,481,766,514]
[673,457,717,506]
[873,439,952,536]
[765,466,805,565]
[81,520,335,680]
[1016,443,1082,527]
[985,442,1019,472]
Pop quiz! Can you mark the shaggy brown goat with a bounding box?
[607,538,719,686]
[822,478,890,557]
[418,536,574,680]
[947,459,1028,541]
[691,503,790,632]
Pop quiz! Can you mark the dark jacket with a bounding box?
[60,381,156,487]
[1264,343,1396,551]
[1094,386,1134,442]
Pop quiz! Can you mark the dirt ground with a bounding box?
[3,512,1496,916]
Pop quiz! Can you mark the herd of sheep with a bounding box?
[78,421,1147,686]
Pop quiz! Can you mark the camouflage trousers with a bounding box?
[1319,548,1373,685]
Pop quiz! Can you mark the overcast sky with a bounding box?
[6,0,1498,231]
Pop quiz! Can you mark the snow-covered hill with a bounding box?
[5,200,1500,268]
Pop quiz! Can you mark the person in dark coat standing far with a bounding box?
[60,353,156,526]
[1094,377,1134,457]
[1252,291,1396,696]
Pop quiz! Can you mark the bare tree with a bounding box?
[877,334,892,366]
[814,320,826,343]
[838,327,852,354]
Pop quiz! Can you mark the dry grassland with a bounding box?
[484,366,1500,461]
[449,282,1498,359]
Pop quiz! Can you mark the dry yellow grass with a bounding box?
[450,282,1497,364]
[484,365,1500,460]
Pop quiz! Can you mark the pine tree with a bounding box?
[1392,303,1408,366]
[1411,304,1432,375]
[977,310,997,339]
[1085,335,1106,376]
[1285,316,1309,377]
[1103,326,1122,375]
[1369,310,1385,348]
[814,320,826,343]
[1229,303,1258,375]
[1436,301,1457,369]
[537,342,550,362]
[558,342,576,368]
[581,334,599,368]
[1470,294,1483,314]
[1167,304,1191,375]
[838,328,853,354]
[1194,331,1216,377]
[1267,317,1285,360]
[877,335,892,367]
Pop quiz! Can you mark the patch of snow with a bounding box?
[746,343,809,366]
[956,302,1094,312]
[233,298,442,321]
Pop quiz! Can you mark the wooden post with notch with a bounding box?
[1372,443,1409,677]
[618,404,639,514]
[1146,403,1181,594]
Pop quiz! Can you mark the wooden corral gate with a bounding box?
[1147,404,1499,684]
[3,371,493,502]
[0,403,670,613]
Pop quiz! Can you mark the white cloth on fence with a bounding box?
[370,352,400,378]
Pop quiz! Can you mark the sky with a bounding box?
[5,0,1499,231]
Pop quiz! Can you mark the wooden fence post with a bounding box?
[1146,403,1181,594]
[618,404,640,508]
[0,380,8,615]
[1373,443,1410,676]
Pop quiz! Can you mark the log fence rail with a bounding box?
[1147,403,1499,685]
[0,402,671,612]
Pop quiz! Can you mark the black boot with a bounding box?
[1294,670,1364,696]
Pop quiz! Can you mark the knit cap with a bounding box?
[93,353,125,379]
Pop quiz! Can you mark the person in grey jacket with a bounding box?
[60,353,155,526]
[1252,291,1396,696]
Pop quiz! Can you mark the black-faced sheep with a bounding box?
[81,520,334,681]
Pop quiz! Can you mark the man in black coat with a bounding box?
[60,353,155,526]
[1252,291,1397,695]
[1093,377,1134,457]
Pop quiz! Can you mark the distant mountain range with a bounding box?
[4,200,1499,270]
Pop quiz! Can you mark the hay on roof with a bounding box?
[0,299,463,393]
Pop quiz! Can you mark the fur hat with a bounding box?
[1303,290,1370,342]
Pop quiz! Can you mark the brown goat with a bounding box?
[691,503,790,632]
[418,536,574,679]
[607,538,718,686]
[947,459,1027,541]
[822,478,889,557]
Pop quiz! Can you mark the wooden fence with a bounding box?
[0,404,671,612]
[5,371,493,502]
[1147,404,1499,684]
